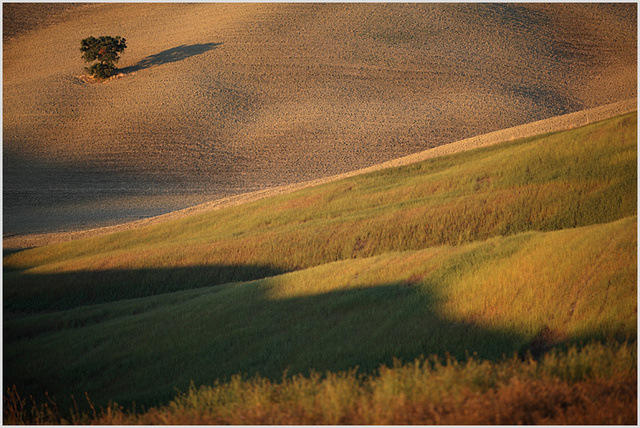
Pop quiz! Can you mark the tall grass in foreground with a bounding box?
[4,112,636,312]
[4,341,635,425]
[4,216,636,411]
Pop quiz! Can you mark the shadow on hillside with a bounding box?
[5,267,628,413]
[2,247,29,258]
[3,274,530,410]
[3,264,286,314]
[3,145,246,237]
[120,42,222,73]
[507,84,582,114]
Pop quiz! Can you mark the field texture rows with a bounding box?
[3,3,637,234]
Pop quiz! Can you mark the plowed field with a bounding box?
[3,3,636,236]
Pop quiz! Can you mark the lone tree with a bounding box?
[80,35,127,79]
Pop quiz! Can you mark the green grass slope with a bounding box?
[3,112,637,413]
[4,216,636,410]
[4,112,636,311]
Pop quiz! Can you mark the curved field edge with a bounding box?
[4,111,637,312]
[3,215,637,411]
[4,340,636,425]
[4,4,636,238]
[3,98,636,250]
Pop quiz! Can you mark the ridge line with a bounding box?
[4,98,636,250]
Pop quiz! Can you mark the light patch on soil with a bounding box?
[74,73,130,85]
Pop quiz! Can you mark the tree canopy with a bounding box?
[80,35,127,79]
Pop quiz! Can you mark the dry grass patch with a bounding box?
[4,342,635,425]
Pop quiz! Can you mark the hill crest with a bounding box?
[3,98,636,250]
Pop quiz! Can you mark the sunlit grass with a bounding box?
[442,215,637,340]
[4,216,636,410]
[3,112,636,422]
[4,112,636,312]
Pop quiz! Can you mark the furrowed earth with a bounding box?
[3,3,637,241]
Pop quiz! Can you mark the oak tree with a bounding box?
[80,35,127,79]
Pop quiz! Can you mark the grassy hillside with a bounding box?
[3,3,636,234]
[5,341,636,424]
[3,216,637,410]
[3,112,637,419]
[4,112,636,311]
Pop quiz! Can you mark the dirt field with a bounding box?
[4,98,635,251]
[3,3,637,239]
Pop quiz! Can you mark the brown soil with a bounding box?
[2,3,87,40]
[3,4,637,243]
[3,98,635,251]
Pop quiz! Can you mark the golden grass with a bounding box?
[4,341,636,425]
[2,112,636,423]
[3,215,636,412]
[4,112,636,313]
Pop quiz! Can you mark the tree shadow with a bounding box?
[119,42,222,73]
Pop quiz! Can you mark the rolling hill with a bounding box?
[2,3,637,423]
[3,111,636,422]
[3,3,637,235]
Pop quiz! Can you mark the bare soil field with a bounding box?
[4,98,635,251]
[3,3,637,239]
